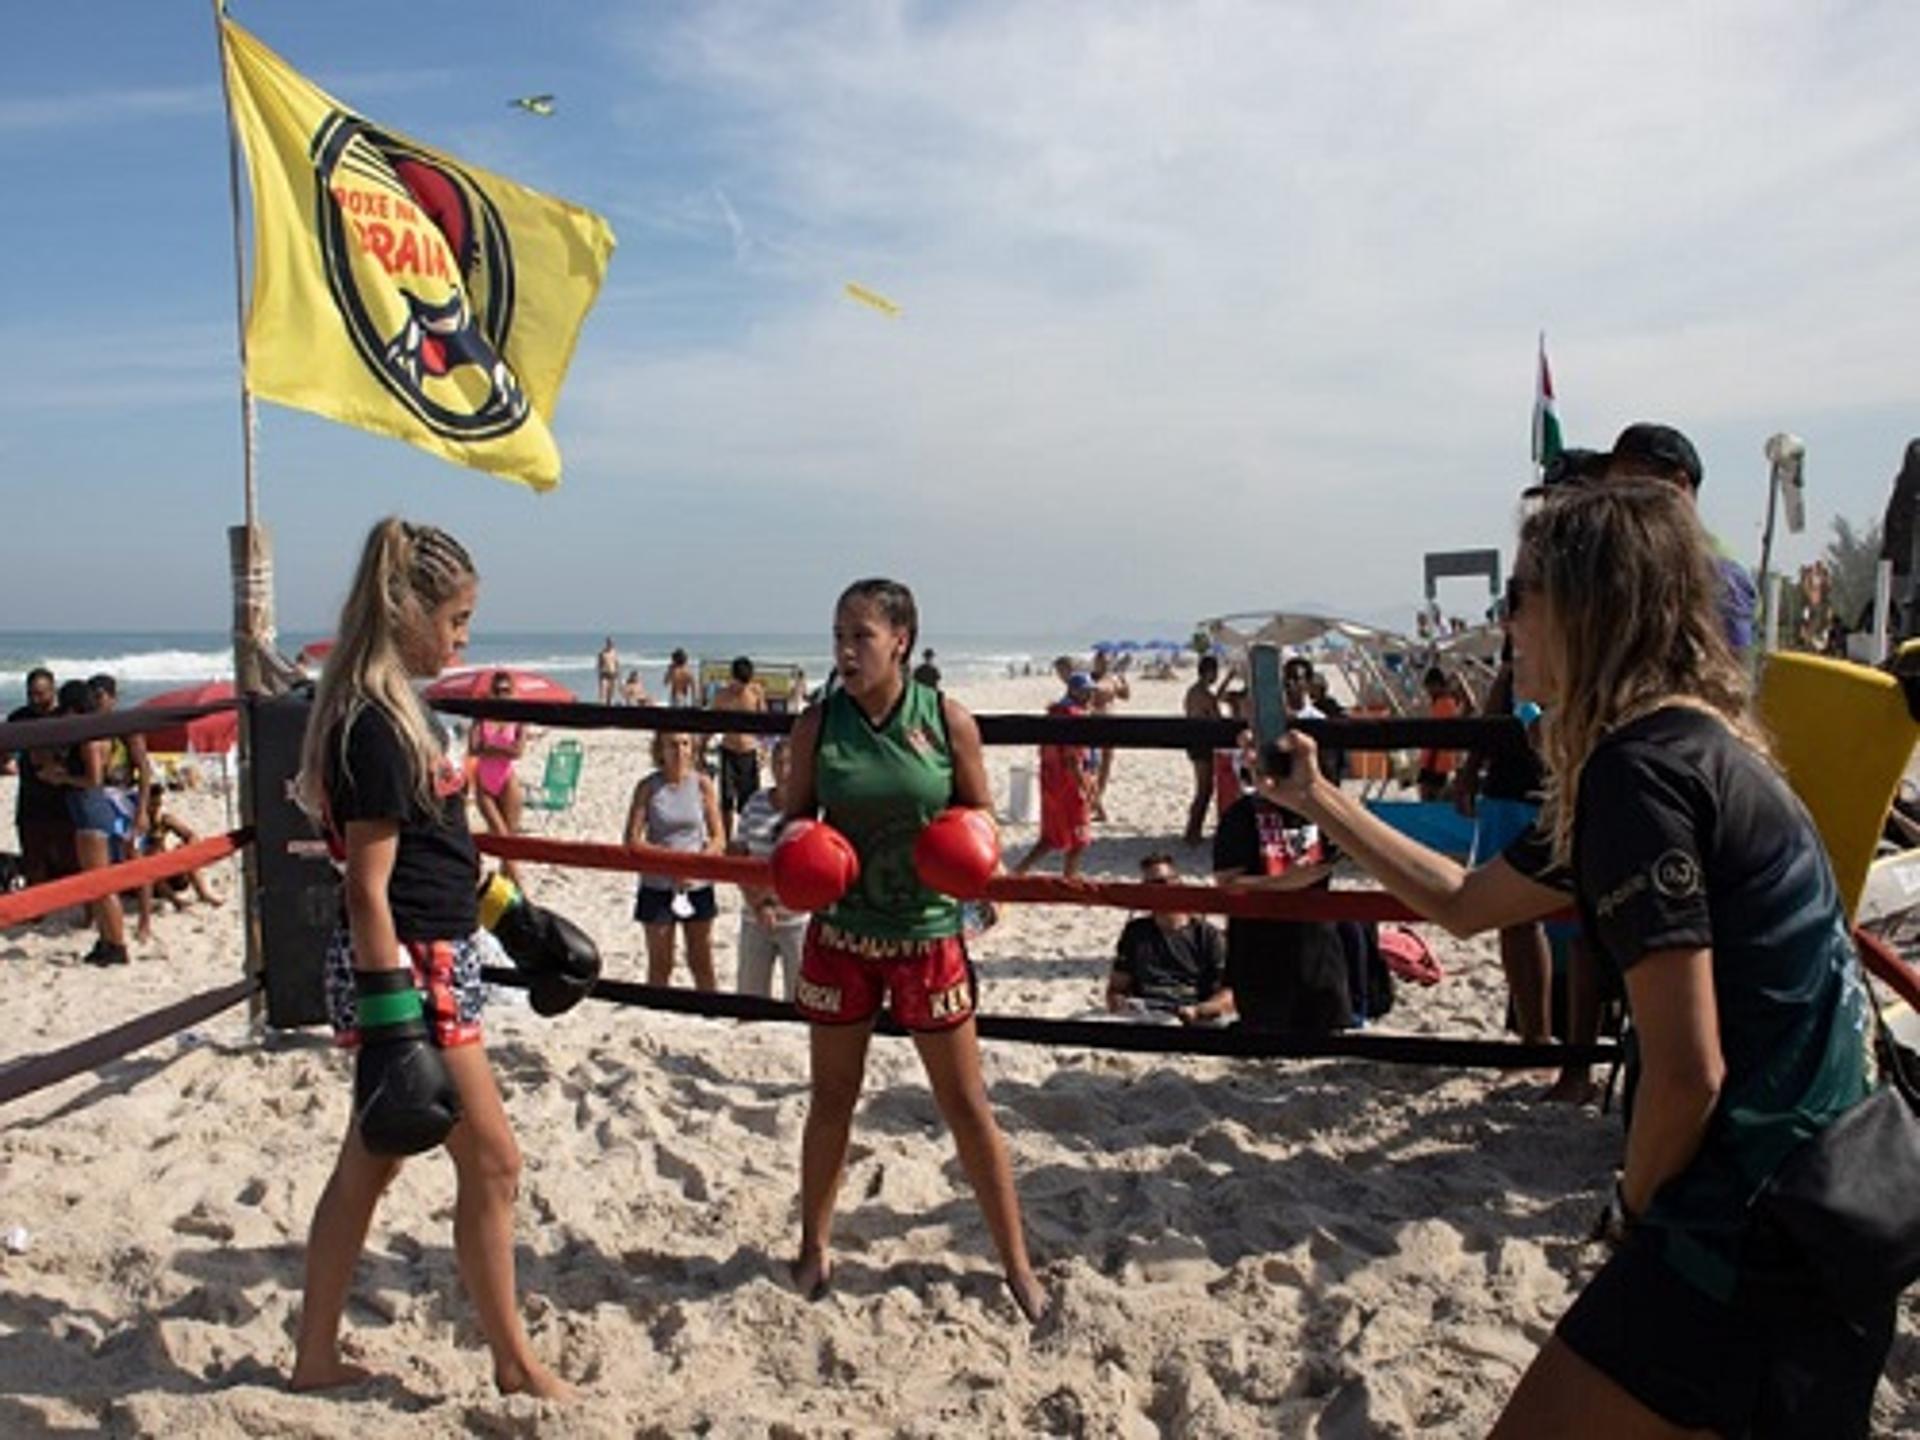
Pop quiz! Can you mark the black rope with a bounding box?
[0,700,240,754]
[481,968,1618,1069]
[435,697,1530,758]
[0,977,259,1107]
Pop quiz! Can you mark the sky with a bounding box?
[1,0,1914,638]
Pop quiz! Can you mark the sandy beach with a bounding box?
[2,673,1914,1437]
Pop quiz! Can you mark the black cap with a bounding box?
[1522,446,1608,498]
[1608,422,1703,490]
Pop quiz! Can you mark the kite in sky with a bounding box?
[844,281,901,317]
[508,94,556,116]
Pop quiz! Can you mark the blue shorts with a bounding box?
[634,884,717,925]
[69,786,136,844]
[1470,796,1537,867]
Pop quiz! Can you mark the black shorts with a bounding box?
[718,748,760,817]
[1555,1230,1896,1438]
[634,884,718,925]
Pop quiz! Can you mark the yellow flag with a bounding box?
[220,17,615,491]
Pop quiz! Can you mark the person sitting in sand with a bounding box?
[469,671,528,887]
[1012,669,1096,881]
[625,731,724,990]
[1182,655,1226,847]
[137,783,223,911]
[664,648,698,708]
[1212,731,1349,1034]
[1108,853,1232,1024]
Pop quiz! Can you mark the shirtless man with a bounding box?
[1182,654,1225,845]
[1088,651,1130,821]
[596,636,619,705]
[664,648,698,708]
[713,656,767,839]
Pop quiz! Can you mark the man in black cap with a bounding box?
[1528,424,1756,654]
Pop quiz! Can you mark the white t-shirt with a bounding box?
[736,788,808,928]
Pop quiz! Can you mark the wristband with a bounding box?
[477,872,519,931]
[353,968,426,1030]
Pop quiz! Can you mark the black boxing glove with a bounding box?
[352,968,460,1156]
[478,874,601,1017]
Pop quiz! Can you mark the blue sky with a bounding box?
[2,1,1913,636]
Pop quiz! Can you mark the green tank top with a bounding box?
[814,679,959,941]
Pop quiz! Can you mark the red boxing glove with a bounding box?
[914,807,1000,899]
[771,819,860,913]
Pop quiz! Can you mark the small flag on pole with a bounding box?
[220,17,614,491]
[1531,333,1563,469]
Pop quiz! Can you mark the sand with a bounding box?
[2,674,1914,1437]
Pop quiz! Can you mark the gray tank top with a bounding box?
[640,771,708,890]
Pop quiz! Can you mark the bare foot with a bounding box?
[497,1357,572,1401]
[1541,1074,1600,1106]
[788,1250,832,1302]
[1005,1269,1050,1326]
[289,1358,376,1392]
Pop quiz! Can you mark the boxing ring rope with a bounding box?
[0,699,240,755]
[0,829,251,930]
[478,966,1621,1068]
[0,977,259,1107]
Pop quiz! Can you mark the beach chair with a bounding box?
[523,739,584,817]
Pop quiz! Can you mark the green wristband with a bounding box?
[356,984,425,1030]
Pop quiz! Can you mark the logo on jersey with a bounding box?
[1651,850,1702,899]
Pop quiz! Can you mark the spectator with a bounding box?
[596,636,619,706]
[1182,655,1226,846]
[1416,665,1461,801]
[469,671,528,888]
[8,667,74,887]
[1212,732,1348,1033]
[1088,651,1131,820]
[624,731,724,989]
[713,656,767,840]
[1108,853,1231,1024]
[39,680,136,963]
[664,648,698,708]
[139,783,224,910]
[911,648,942,688]
[1013,670,1096,880]
[620,669,648,706]
[729,739,806,1000]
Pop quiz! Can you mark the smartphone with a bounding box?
[1248,643,1290,779]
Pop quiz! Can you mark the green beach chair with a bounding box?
[523,738,584,816]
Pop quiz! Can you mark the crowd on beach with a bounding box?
[5,667,223,966]
[4,419,1914,1432]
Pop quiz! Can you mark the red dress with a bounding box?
[1038,700,1091,850]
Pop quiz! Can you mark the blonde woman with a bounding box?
[290,518,565,1399]
[1265,483,1888,1438]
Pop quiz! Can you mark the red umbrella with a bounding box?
[138,681,240,754]
[296,639,335,668]
[422,668,575,705]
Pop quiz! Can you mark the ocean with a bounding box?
[0,629,1082,706]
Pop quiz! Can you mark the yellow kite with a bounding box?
[220,18,615,491]
[844,281,901,317]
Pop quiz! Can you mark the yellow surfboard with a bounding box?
[1758,651,1917,919]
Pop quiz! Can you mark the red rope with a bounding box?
[0,829,250,929]
[1854,926,1920,1012]
[472,832,1556,924]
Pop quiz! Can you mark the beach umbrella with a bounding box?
[138,681,239,754]
[422,668,575,705]
[296,638,334,667]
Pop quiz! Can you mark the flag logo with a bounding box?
[314,115,529,441]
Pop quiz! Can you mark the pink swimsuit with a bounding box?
[472,721,521,797]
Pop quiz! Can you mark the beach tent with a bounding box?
[138,681,240,754]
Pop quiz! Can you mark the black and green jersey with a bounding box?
[1569,706,1873,1302]
[814,679,959,941]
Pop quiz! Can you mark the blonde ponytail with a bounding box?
[296,518,477,822]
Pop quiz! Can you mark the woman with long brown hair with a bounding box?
[1266,481,1890,1437]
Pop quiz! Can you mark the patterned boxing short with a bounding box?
[794,920,976,1033]
[324,928,486,1049]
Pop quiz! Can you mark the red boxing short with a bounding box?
[795,920,975,1032]
[325,929,486,1050]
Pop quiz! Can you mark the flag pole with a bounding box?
[211,0,271,1020]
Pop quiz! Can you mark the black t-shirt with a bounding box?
[1521,707,1872,1299]
[8,703,69,824]
[1212,794,1349,1031]
[325,704,477,941]
[1113,915,1226,1009]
